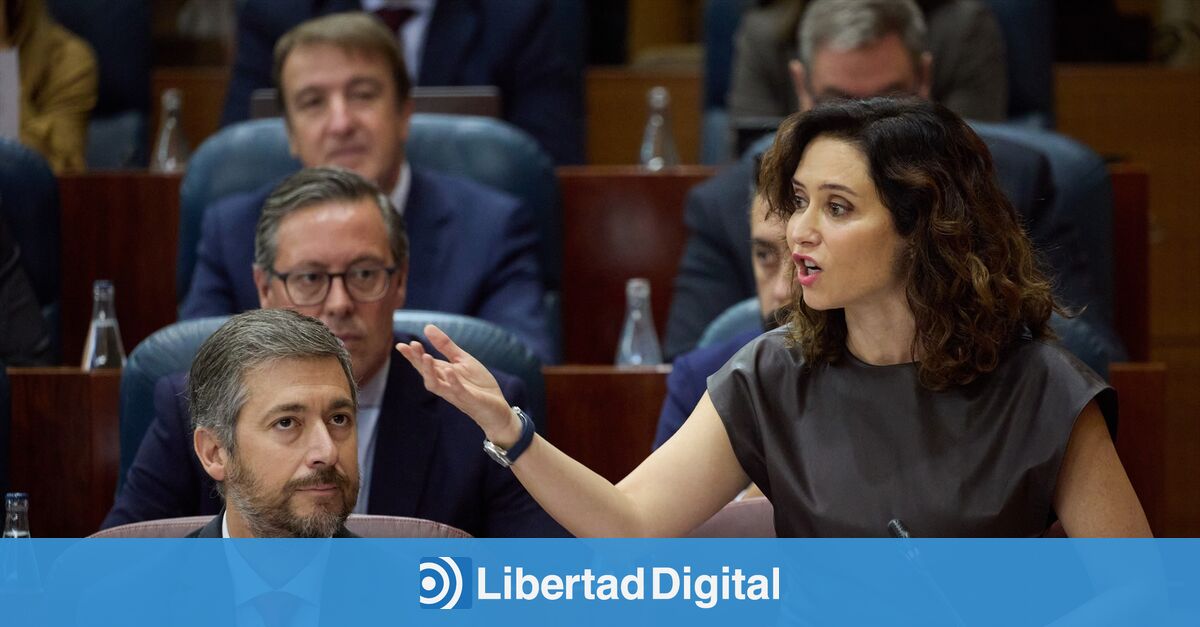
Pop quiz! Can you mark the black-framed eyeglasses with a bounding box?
[269,265,398,306]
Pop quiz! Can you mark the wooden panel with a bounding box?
[1057,66,1200,536]
[1109,166,1150,361]
[7,368,120,537]
[558,165,715,363]
[150,66,231,156]
[58,173,181,363]
[586,66,703,165]
[1144,342,1200,537]
[1056,65,1200,344]
[627,0,702,58]
[1109,362,1168,535]
[545,365,669,483]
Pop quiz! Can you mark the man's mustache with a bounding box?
[284,465,355,495]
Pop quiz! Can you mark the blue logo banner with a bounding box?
[2,538,1197,626]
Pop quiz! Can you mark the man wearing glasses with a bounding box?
[103,167,564,538]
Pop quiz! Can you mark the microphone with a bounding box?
[887,518,911,539]
[886,518,966,626]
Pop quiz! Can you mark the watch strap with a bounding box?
[503,406,536,463]
[484,407,536,467]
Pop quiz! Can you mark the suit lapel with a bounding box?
[366,347,442,516]
[189,513,224,538]
[419,0,480,83]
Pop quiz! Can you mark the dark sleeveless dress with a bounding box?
[708,328,1116,537]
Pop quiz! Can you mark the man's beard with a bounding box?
[225,458,359,538]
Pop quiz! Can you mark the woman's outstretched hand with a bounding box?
[395,324,520,444]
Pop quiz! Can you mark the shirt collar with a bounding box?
[220,525,333,608]
[358,357,390,410]
[388,162,412,216]
[361,0,435,11]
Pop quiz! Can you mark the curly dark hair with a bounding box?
[758,98,1059,389]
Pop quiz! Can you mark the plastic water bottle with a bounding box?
[615,278,663,366]
[639,86,679,171]
[3,493,30,538]
[150,88,190,173]
[81,280,127,370]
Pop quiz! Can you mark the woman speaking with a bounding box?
[397,98,1150,538]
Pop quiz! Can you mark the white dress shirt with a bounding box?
[352,358,390,513]
[220,515,333,627]
[388,161,411,217]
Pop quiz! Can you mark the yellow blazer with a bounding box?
[12,1,98,173]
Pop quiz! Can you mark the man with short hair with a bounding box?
[221,0,584,165]
[182,12,552,363]
[664,0,1099,360]
[655,187,790,449]
[729,0,1008,123]
[186,308,361,538]
[107,167,564,538]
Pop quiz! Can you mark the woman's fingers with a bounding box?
[424,324,472,363]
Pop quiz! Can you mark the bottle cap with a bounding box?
[162,87,183,111]
[647,86,670,110]
[626,277,650,298]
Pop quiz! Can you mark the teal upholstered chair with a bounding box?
[176,115,561,357]
[118,312,544,489]
[698,298,1120,379]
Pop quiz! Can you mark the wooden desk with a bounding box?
[558,165,715,364]
[57,172,181,364]
[2,361,1170,536]
[545,365,670,483]
[1109,166,1150,361]
[1110,362,1167,534]
[6,368,120,537]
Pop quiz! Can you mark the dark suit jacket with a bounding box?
[186,509,359,537]
[664,131,1096,359]
[653,329,760,450]
[728,0,1008,122]
[222,0,584,164]
[103,339,567,537]
[178,165,552,362]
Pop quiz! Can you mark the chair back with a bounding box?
[177,115,560,303]
[697,299,1121,379]
[393,311,546,432]
[404,114,561,292]
[118,317,230,485]
[698,298,760,349]
[85,110,148,169]
[0,140,62,360]
[119,312,545,487]
[688,497,775,537]
[1048,313,1123,381]
[89,514,472,538]
[176,119,302,300]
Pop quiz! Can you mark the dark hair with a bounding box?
[759,98,1059,389]
[189,308,356,454]
[255,166,408,273]
[273,12,412,114]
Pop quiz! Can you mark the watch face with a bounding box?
[483,440,512,468]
